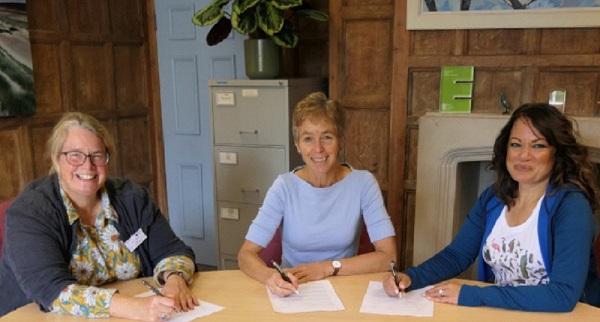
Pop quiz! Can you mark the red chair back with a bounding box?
[0,200,12,259]
[258,227,283,268]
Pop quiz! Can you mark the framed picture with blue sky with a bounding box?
[408,0,600,30]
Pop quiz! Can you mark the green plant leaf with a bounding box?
[236,0,261,14]
[257,2,284,36]
[232,5,258,35]
[294,9,329,21]
[192,3,225,26]
[271,20,298,48]
[269,0,302,11]
[206,16,233,46]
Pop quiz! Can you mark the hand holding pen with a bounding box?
[271,260,300,295]
[141,280,176,320]
[389,260,405,298]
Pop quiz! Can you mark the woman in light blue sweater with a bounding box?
[383,103,599,312]
[238,92,397,297]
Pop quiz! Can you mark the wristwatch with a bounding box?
[331,260,342,276]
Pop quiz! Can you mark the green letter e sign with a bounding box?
[439,66,474,113]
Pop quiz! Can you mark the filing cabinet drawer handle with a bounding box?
[239,130,258,135]
[240,188,260,194]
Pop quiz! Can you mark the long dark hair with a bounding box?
[489,103,599,213]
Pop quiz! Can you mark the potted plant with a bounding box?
[192,0,328,79]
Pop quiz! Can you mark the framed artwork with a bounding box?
[0,0,35,117]
[407,1,600,30]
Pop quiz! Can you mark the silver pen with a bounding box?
[142,279,162,296]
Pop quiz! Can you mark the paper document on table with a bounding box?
[267,279,345,313]
[359,281,433,317]
[136,290,224,321]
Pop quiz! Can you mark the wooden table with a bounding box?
[3,270,599,321]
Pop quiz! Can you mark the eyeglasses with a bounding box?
[61,151,110,166]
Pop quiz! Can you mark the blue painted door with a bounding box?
[154,0,246,266]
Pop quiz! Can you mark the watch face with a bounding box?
[333,260,342,268]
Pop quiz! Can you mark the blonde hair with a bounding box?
[46,112,115,174]
[291,92,345,143]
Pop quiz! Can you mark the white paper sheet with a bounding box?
[359,281,433,317]
[136,290,224,321]
[267,279,345,313]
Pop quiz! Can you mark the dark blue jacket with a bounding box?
[0,175,195,316]
[405,184,597,312]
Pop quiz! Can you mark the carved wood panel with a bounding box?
[344,110,390,189]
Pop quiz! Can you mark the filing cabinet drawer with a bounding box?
[217,201,260,260]
[214,145,287,204]
[212,87,288,146]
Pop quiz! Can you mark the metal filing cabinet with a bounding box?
[209,78,325,269]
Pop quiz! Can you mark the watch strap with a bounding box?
[332,266,340,276]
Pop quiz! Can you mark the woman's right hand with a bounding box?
[382,272,411,297]
[266,270,299,297]
[110,293,176,321]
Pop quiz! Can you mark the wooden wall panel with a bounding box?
[536,71,600,116]
[66,0,105,37]
[71,45,112,112]
[405,126,419,184]
[411,30,456,56]
[403,190,416,270]
[114,45,148,111]
[29,44,64,115]
[466,30,525,56]
[408,69,439,117]
[30,125,53,178]
[472,69,523,113]
[341,19,392,109]
[344,109,389,189]
[108,0,144,41]
[0,130,28,200]
[539,29,600,54]
[117,117,152,185]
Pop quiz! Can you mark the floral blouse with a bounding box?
[49,187,194,318]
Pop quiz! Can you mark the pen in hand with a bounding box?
[390,260,402,298]
[142,280,183,313]
[142,279,163,296]
[271,260,300,295]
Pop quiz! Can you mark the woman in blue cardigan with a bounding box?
[383,103,599,312]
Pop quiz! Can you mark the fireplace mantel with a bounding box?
[413,112,600,271]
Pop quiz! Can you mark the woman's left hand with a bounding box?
[287,262,331,284]
[161,275,200,312]
[424,280,463,305]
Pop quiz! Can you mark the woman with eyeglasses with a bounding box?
[0,112,198,321]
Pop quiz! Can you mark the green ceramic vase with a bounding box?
[244,39,281,79]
